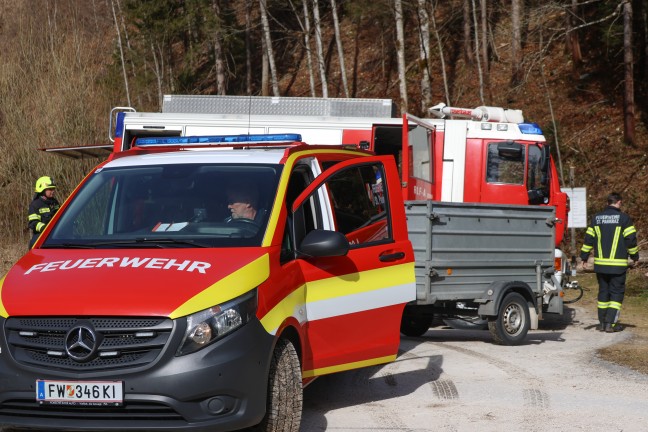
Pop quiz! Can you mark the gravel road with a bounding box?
[301,304,648,432]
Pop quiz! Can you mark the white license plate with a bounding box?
[36,380,123,406]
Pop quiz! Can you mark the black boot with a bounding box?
[604,323,624,333]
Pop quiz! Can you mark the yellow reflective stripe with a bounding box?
[581,245,593,253]
[259,262,415,334]
[38,207,50,214]
[0,275,7,318]
[28,214,40,221]
[260,285,306,334]
[302,354,396,378]
[609,301,622,310]
[623,226,637,236]
[35,222,46,232]
[306,262,414,302]
[609,227,621,260]
[628,246,639,254]
[593,258,628,266]
[594,226,603,258]
[169,254,270,319]
[586,227,595,236]
[597,301,610,309]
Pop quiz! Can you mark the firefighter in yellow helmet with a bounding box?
[28,176,60,248]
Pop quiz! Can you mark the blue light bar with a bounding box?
[135,133,302,147]
[114,112,126,138]
[519,123,543,135]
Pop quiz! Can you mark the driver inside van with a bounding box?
[225,180,260,223]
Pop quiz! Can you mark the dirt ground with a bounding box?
[573,270,648,375]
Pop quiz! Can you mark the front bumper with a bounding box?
[0,317,274,431]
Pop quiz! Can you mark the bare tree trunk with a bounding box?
[245,0,252,95]
[259,0,279,96]
[211,0,227,95]
[150,42,164,109]
[623,0,635,146]
[110,0,130,106]
[567,0,583,71]
[330,0,349,97]
[510,0,523,87]
[431,1,450,105]
[261,33,269,96]
[418,0,432,112]
[394,0,408,113]
[301,0,317,96]
[463,0,474,64]
[480,0,491,103]
[471,0,485,104]
[312,0,328,98]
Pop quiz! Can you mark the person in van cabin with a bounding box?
[28,176,60,248]
[225,180,261,224]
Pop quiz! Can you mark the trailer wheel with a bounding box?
[400,314,433,337]
[488,292,530,345]
[254,339,302,432]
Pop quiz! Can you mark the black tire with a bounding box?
[254,339,302,432]
[444,316,489,330]
[488,292,530,345]
[400,314,433,337]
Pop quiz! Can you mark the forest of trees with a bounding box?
[108,0,647,139]
[0,0,647,245]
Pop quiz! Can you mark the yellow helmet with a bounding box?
[34,176,56,193]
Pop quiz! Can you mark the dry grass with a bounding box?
[575,271,648,375]
[0,1,113,243]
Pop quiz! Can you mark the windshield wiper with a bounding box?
[44,238,210,249]
[133,237,210,248]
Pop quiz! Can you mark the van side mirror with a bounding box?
[298,229,349,258]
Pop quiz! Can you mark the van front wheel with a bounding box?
[254,338,302,432]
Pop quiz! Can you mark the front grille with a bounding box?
[0,398,183,421]
[5,317,174,371]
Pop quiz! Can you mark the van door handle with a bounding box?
[379,252,405,262]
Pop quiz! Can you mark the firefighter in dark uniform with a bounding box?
[28,176,60,249]
[579,192,639,333]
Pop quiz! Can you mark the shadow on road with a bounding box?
[301,340,443,431]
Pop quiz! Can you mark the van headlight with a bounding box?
[177,289,257,356]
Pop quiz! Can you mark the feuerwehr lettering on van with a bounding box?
[24,257,211,275]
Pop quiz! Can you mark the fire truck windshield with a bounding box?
[43,163,282,248]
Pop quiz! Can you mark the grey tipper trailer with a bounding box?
[401,201,562,345]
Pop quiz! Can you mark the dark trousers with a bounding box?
[596,272,626,325]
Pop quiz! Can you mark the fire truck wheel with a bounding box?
[487,292,530,346]
[400,314,433,337]
[254,338,303,432]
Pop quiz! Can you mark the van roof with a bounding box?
[105,148,287,168]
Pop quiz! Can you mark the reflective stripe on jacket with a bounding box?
[580,206,639,274]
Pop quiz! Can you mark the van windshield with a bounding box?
[44,163,282,248]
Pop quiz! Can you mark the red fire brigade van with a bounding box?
[0,135,415,431]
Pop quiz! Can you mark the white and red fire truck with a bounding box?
[108,96,568,244]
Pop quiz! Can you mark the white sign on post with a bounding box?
[563,187,587,228]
